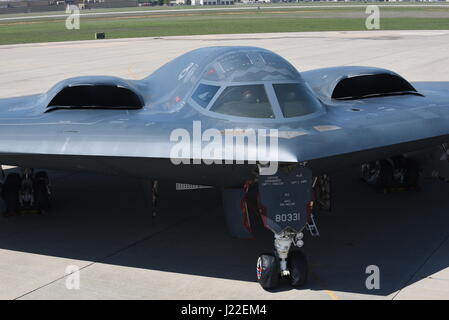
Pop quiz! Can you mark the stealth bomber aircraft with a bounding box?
[1,46,449,289]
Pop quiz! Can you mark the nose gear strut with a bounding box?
[275,231,301,276]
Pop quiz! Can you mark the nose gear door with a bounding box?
[258,165,313,234]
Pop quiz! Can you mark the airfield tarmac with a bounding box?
[1,30,449,299]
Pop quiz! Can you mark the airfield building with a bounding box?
[0,0,138,14]
[190,0,235,5]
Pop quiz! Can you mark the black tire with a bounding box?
[1,173,21,216]
[34,171,50,212]
[257,253,279,290]
[288,250,308,288]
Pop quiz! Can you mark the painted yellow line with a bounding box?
[127,65,138,80]
[309,269,341,300]
[324,289,340,301]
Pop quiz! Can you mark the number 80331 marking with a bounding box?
[274,213,300,223]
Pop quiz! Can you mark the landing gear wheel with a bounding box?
[256,253,279,290]
[1,173,21,216]
[34,171,51,213]
[362,160,394,190]
[288,250,308,288]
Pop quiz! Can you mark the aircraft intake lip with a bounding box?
[46,84,144,112]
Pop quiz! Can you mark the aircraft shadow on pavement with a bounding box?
[0,168,448,296]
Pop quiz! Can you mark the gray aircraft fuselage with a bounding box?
[1,47,449,187]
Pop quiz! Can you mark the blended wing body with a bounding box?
[1,46,449,186]
[4,45,449,291]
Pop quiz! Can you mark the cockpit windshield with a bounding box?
[192,84,220,108]
[189,48,323,120]
[210,85,274,119]
[273,83,322,118]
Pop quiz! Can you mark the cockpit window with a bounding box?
[273,83,321,118]
[192,83,220,108]
[210,85,274,119]
[203,51,301,83]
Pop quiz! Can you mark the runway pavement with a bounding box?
[0,30,449,299]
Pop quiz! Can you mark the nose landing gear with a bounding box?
[256,230,308,290]
[253,165,320,291]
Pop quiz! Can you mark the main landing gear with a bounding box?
[1,168,51,216]
[361,156,420,192]
[141,179,158,218]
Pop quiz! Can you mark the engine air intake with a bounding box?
[332,73,420,100]
[47,85,143,111]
